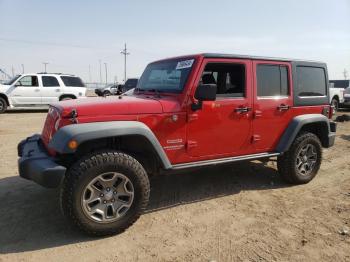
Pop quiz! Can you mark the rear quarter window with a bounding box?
[296,66,326,97]
[60,76,85,87]
[292,62,329,106]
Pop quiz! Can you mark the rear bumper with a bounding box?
[18,135,66,188]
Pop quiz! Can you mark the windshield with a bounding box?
[61,76,85,87]
[137,58,195,93]
[3,75,21,85]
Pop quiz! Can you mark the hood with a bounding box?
[54,95,164,117]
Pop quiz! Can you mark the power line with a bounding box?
[120,43,130,82]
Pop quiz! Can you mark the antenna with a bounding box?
[120,43,130,82]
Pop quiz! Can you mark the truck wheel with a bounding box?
[103,90,111,96]
[277,132,322,184]
[331,98,339,113]
[60,151,150,236]
[0,97,7,113]
[60,96,74,101]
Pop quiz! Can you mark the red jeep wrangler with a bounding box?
[18,53,336,236]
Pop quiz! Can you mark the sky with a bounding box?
[0,0,349,83]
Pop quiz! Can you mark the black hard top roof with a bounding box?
[202,53,323,63]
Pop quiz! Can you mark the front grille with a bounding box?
[41,106,60,147]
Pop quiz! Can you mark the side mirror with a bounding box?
[195,84,217,101]
[15,81,22,87]
[192,84,217,111]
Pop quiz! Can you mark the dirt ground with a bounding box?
[0,110,349,262]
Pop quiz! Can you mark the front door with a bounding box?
[252,61,293,152]
[9,75,41,105]
[187,59,253,158]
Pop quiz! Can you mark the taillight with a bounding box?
[322,105,332,119]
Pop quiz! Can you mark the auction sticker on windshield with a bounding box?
[176,59,194,70]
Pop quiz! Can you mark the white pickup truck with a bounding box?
[0,73,87,113]
[329,80,347,112]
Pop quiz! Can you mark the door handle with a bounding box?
[277,104,290,111]
[234,106,251,114]
[55,89,60,92]
[34,89,40,92]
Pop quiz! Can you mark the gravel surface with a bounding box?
[0,110,349,262]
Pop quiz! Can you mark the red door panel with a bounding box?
[252,60,294,152]
[186,58,253,158]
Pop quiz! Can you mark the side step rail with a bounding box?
[171,152,280,170]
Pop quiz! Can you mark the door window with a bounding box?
[17,76,38,87]
[200,63,245,98]
[42,76,60,87]
[257,65,289,97]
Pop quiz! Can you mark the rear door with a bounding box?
[187,58,253,158]
[40,76,62,104]
[9,75,41,105]
[252,61,293,152]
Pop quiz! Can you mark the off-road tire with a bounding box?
[0,97,7,113]
[60,151,150,236]
[277,132,322,184]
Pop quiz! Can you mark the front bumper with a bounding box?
[18,134,66,188]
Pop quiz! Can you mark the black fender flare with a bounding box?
[48,121,172,169]
[276,114,335,153]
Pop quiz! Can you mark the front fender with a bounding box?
[48,121,172,169]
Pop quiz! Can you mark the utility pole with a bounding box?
[99,60,102,84]
[343,69,348,80]
[11,66,15,77]
[104,62,108,84]
[43,62,49,72]
[21,64,24,74]
[120,43,130,82]
[88,65,92,82]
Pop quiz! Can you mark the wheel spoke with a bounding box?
[81,172,135,223]
[296,143,318,176]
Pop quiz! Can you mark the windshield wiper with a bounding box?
[147,88,161,98]
[135,88,161,97]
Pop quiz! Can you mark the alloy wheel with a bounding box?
[296,144,318,176]
[81,172,134,223]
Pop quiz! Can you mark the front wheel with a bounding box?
[277,132,322,184]
[60,151,150,236]
[0,97,7,113]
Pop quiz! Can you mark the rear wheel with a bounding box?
[277,132,322,184]
[331,97,339,113]
[60,96,75,101]
[0,97,7,113]
[60,151,150,236]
